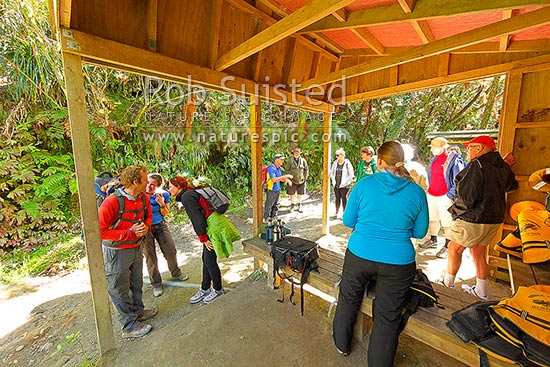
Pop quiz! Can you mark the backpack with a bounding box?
[399,269,443,331]
[261,164,274,191]
[102,189,147,248]
[270,236,319,315]
[94,171,119,208]
[194,186,231,214]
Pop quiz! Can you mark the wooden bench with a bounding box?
[242,237,511,367]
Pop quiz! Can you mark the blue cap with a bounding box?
[273,154,285,160]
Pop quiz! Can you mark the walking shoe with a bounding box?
[434,278,454,288]
[137,307,158,322]
[296,205,303,213]
[418,239,437,249]
[121,322,152,339]
[202,289,224,304]
[153,286,163,297]
[435,246,448,258]
[462,284,488,300]
[190,288,212,304]
[336,347,350,357]
[173,273,189,282]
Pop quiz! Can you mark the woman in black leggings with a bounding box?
[330,148,355,218]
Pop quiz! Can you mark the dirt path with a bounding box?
[0,194,502,366]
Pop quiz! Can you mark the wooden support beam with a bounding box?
[322,111,332,235]
[298,6,550,91]
[209,0,223,68]
[499,71,523,154]
[301,0,550,33]
[214,0,355,71]
[61,52,115,356]
[249,96,263,235]
[147,0,158,51]
[353,28,385,55]
[411,20,435,44]
[333,8,349,22]
[397,0,416,14]
[59,0,72,28]
[340,53,550,103]
[47,0,57,37]
[499,10,514,52]
[60,29,332,112]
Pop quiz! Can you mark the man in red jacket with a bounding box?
[98,165,157,338]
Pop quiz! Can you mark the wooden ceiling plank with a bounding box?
[341,53,550,103]
[411,20,435,44]
[60,29,332,112]
[309,51,321,79]
[147,0,158,52]
[352,28,385,55]
[301,0,550,33]
[59,0,71,28]
[499,10,514,52]
[213,0,355,71]
[397,0,416,14]
[225,0,339,63]
[209,0,223,68]
[298,6,550,91]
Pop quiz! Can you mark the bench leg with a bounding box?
[354,312,372,342]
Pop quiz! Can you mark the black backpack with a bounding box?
[399,269,444,331]
[270,236,319,315]
[194,186,230,214]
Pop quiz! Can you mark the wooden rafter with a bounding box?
[500,10,514,52]
[213,0,355,71]
[411,20,435,44]
[59,29,332,112]
[224,0,340,62]
[298,6,550,91]
[300,0,550,33]
[352,28,385,55]
[397,0,416,14]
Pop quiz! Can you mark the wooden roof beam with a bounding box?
[298,6,550,91]
[300,0,550,33]
[411,20,435,44]
[353,28,385,55]
[397,0,416,14]
[214,0,355,71]
[500,10,514,52]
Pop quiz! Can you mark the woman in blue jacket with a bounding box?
[332,141,429,366]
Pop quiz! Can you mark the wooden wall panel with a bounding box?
[72,0,147,49]
[289,43,315,84]
[157,0,212,67]
[448,52,544,75]
[257,39,288,85]
[219,2,258,80]
[513,127,550,176]
[399,55,439,83]
[517,69,550,122]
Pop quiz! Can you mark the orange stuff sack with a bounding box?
[517,209,550,264]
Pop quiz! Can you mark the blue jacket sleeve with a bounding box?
[412,190,429,239]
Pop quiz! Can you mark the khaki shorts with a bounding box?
[448,219,501,248]
[427,193,454,228]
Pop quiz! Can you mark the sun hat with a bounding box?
[429,137,450,148]
[292,147,301,153]
[464,135,497,151]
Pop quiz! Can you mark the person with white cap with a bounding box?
[438,135,517,300]
[418,137,464,258]
[285,147,309,213]
[263,153,293,221]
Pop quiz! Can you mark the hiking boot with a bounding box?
[173,273,189,282]
[202,289,224,304]
[190,288,211,304]
[435,246,448,258]
[153,286,163,297]
[418,239,437,249]
[137,308,158,322]
[290,203,295,211]
[462,284,488,300]
[121,323,152,339]
[296,205,303,213]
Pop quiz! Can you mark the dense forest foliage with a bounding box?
[0,0,504,249]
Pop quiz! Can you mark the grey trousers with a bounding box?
[263,190,280,219]
[143,221,182,288]
[103,245,145,331]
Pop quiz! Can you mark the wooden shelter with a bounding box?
[49,0,550,357]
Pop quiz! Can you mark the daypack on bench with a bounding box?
[271,236,319,315]
[399,269,443,331]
